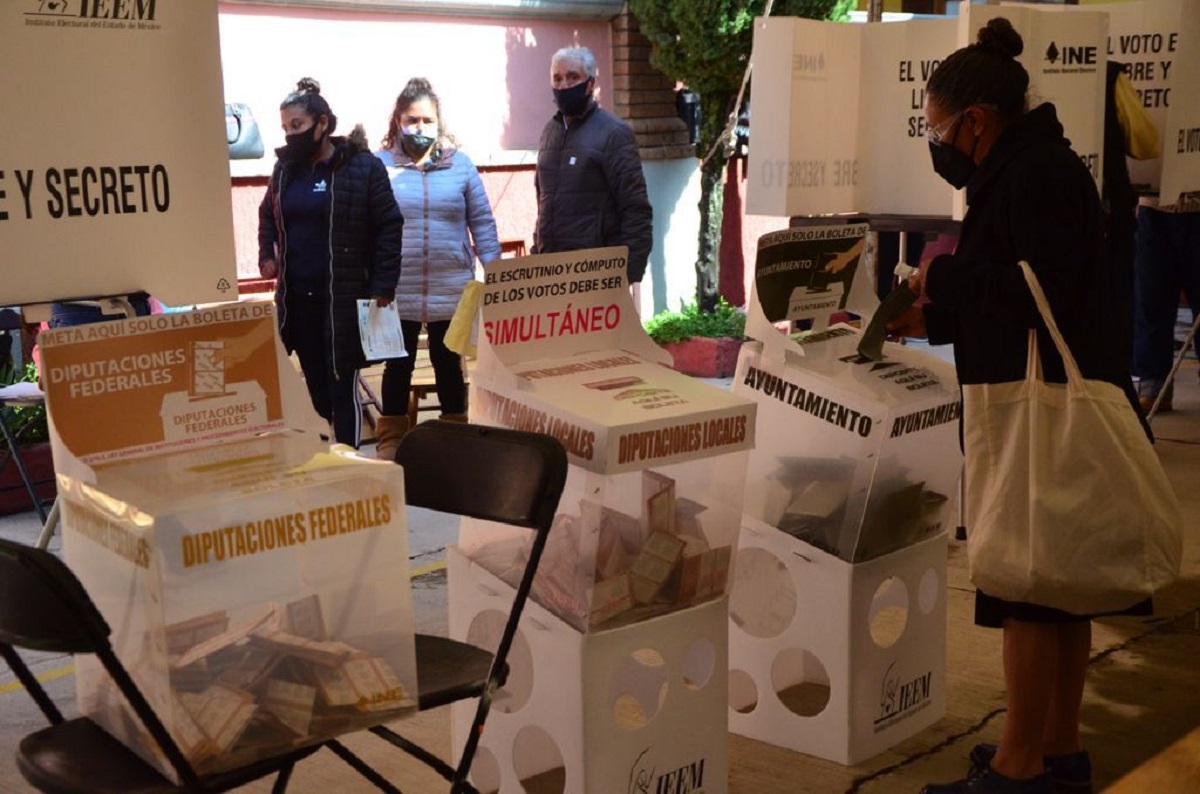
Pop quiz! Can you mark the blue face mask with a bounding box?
[553,79,592,117]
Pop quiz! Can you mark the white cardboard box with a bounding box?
[462,248,757,632]
[39,304,418,782]
[448,547,728,794]
[729,517,946,765]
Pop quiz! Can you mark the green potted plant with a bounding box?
[644,298,746,378]
[0,361,55,516]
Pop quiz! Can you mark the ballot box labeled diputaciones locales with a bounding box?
[460,247,757,634]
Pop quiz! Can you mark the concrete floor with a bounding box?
[2,359,1199,792]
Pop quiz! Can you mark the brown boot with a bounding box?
[438,413,469,423]
[374,415,410,462]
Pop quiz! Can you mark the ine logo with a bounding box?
[792,52,827,74]
[1044,41,1098,67]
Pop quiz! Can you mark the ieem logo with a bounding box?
[29,0,157,20]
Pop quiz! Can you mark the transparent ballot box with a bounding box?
[735,327,961,562]
[59,434,418,783]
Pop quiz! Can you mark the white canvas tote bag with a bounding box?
[963,262,1183,614]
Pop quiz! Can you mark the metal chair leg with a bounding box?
[35,497,60,550]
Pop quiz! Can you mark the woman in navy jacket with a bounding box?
[892,19,1144,794]
[258,78,403,448]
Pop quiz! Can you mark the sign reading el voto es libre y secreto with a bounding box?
[0,0,236,306]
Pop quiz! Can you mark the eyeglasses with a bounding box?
[926,112,962,146]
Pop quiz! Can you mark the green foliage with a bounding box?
[628,0,851,310]
[629,0,851,146]
[0,362,48,451]
[644,298,747,344]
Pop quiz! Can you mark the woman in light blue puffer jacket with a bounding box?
[373,78,501,459]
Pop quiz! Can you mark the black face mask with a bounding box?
[402,132,436,154]
[928,141,977,189]
[553,79,592,117]
[928,116,980,189]
[284,125,323,162]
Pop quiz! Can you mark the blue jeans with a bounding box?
[1131,207,1200,388]
[48,295,152,328]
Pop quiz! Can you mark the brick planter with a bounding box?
[660,337,744,378]
[0,440,56,516]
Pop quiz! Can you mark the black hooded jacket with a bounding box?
[258,126,403,377]
[924,103,1128,393]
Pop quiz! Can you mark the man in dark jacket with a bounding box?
[534,46,653,285]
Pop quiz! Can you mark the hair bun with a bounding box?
[295,77,321,96]
[404,77,433,94]
[977,17,1024,59]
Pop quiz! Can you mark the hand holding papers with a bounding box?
[357,300,407,360]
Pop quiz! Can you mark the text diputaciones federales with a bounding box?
[181,494,394,569]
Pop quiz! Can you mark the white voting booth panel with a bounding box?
[747,10,1106,218]
[448,548,728,794]
[39,305,416,783]
[1024,0,1200,201]
[729,518,946,766]
[0,0,237,307]
[461,248,756,633]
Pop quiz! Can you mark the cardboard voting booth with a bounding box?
[728,228,961,764]
[1028,0,1200,201]
[747,9,1107,218]
[38,304,418,783]
[0,0,237,306]
[450,247,755,792]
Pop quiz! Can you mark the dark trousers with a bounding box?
[288,292,360,447]
[381,319,465,417]
[1132,207,1200,386]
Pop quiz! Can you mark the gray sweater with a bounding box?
[376,144,501,322]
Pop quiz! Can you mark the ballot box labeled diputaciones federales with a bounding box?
[38,303,418,783]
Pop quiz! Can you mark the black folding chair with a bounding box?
[326,420,567,794]
[0,537,322,793]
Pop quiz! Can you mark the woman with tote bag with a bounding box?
[890,18,1182,794]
